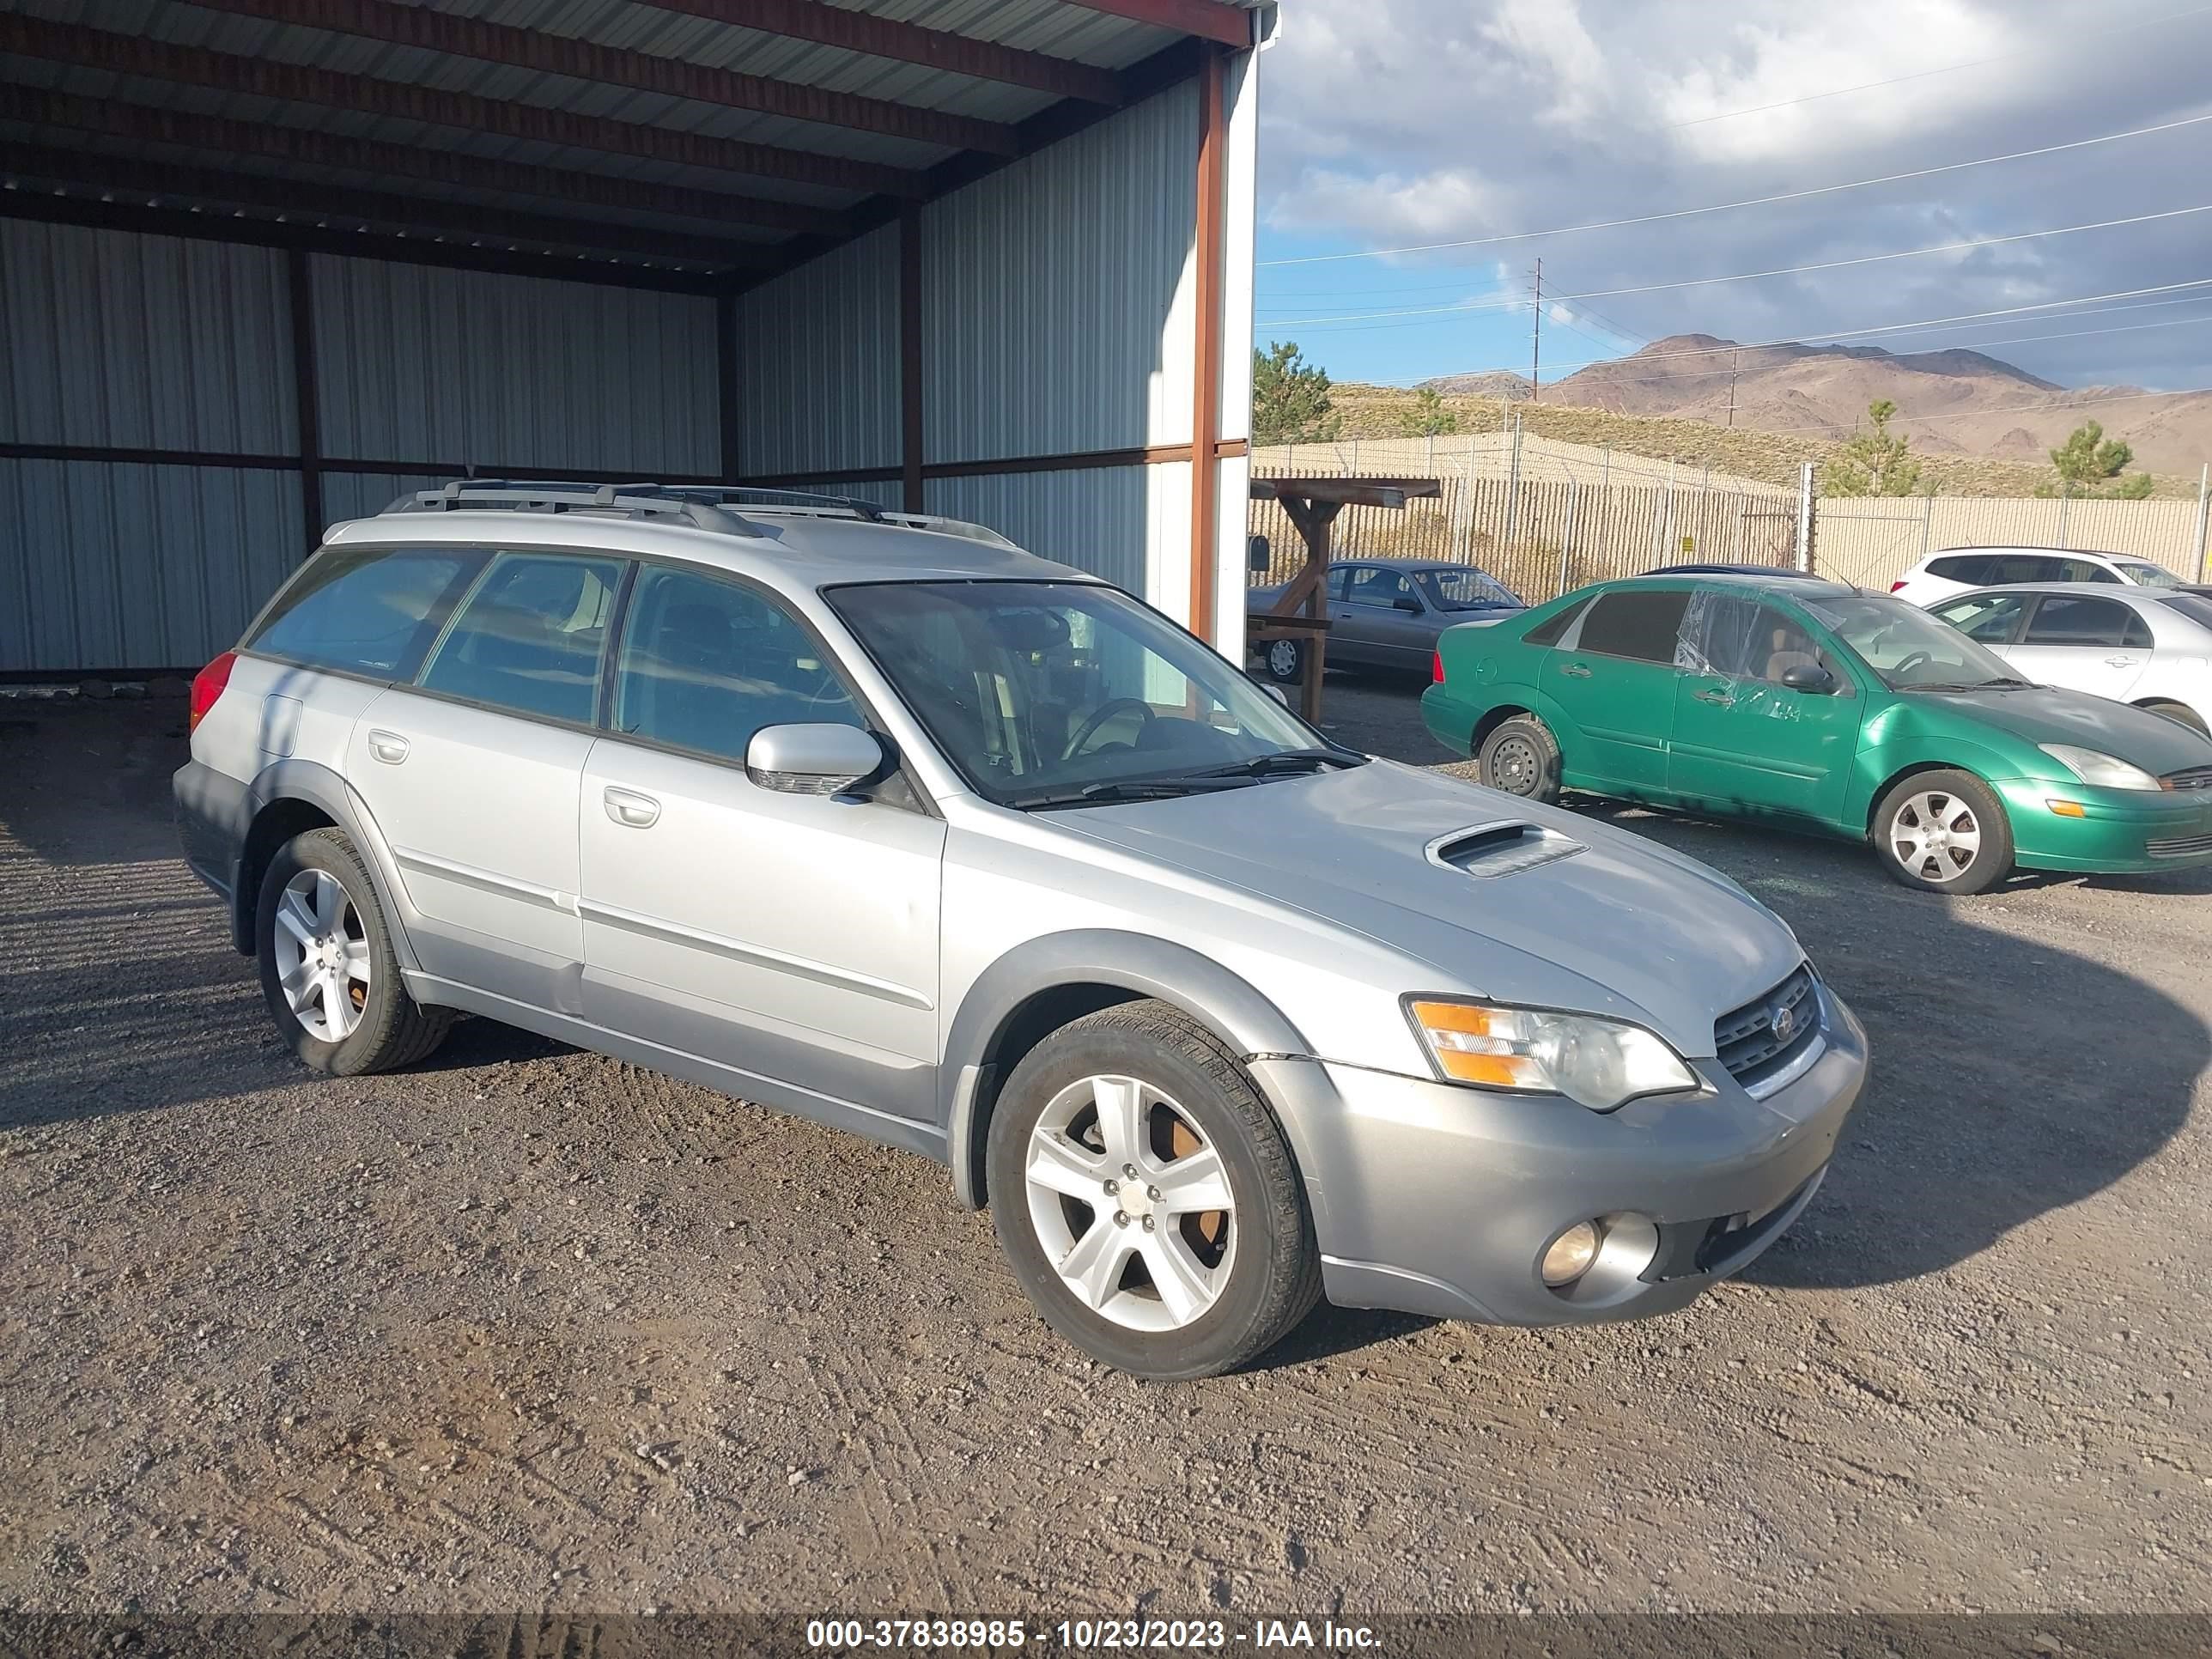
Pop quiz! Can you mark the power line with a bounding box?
[1260,205,2212,330]
[1401,282,2212,382]
[1257,108,2212,270]
[1668,3,2212,129]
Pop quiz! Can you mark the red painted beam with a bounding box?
[633,0,1123,105]
[1058,0,1250,48]
[0,86,837,239]
[185,0,1021,157]
[1,145,774,270]
[0,14,917,201]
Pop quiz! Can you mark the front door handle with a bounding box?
[366,729,410,764]
[1693,688,1735,706]
[603,787,660,829]
[1558,662,1593,679]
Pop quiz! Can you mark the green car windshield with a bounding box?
[1801,592,2027,691]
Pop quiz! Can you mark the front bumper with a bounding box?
[1997,777,2212,872]
[1250,982,1868,1326]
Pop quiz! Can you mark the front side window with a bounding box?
[1575,588,1692,664]
[1930,591,2032,645]
[827,580,1333,807]
[2061,559,2124,584]
[417,552,623,724]
[611,566,860,763]
[2023,595,2151,649]
[1344,568,1417,608]
[1984,555,2063,585]
[1421,568,1522,611]
[1684,594,1838,685]
[247,546,483,678]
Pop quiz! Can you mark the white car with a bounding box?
[1923,582,2212,733]
[1889,546,2188,605]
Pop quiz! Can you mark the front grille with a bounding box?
[2163,766,2212,792]
[2147,832,2212,858]
[1716,965,1820,1084]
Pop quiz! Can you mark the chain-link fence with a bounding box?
[1812,495,2211,590]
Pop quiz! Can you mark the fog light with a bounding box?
[1540,1220,1604,1286]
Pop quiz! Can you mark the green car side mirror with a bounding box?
[1779,663,1836,693]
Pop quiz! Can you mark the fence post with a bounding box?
[2197,463,2210,579]
[1559,479,1579,601]
[2057,489,2070,549]
[1920,492,1935,559]
[1796,462,1814,572]
[1502,411,1524,558]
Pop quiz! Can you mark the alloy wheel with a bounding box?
[270,868,372,1042]
[1888,790,1982,884]
[1022,1073,1237,1333]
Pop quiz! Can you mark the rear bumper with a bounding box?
[1251,982,1868,1327]
[1997,777,2212,872]
[173,758,252,918]
[1419,684,1482,756]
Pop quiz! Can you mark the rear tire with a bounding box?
[2142,699,2209,735]
[1872,770,2014,896]
[256,828,453,1074]
[986,1000,1320,1379]
[1477,714,1563,805]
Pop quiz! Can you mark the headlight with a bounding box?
[2039,744,2162,791]
[1406,998,1698,1111]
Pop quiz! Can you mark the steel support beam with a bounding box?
[1188,46,1228,646]
[183,0,1021,157]
[629,0,1122,105]
[1059,0,1251,48]
[899,203,925,514]
[0,14,921,201]
[0,87,842,239]
[2,145,775,271]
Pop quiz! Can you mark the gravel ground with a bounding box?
[2,685,2209,1620]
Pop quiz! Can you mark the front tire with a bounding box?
[1872,770,2014,896]
[986,1000,1320,1379]
[2142,699,2210,735]
[256,828,453,1074]
[1477,714,1563,805]
[1261,636,1305,684]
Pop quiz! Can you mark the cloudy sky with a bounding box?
[1252,0,2212,392]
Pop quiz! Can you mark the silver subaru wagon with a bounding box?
[174,482,1867,1379]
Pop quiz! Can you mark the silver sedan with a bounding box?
[1923,582,2212,733]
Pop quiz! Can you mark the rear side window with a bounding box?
[1522,594,1592,647]
[246,546,482,678]
[1575,588,1692,664]
[1927,555,1991,583]
[418,552,625,724]
[2062,559,2124,584]
[2023,595,2151,648]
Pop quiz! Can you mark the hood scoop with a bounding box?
[1425,820,1585,878]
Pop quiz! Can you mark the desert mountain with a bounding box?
[1425,335,2211,476]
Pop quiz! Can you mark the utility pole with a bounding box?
[1725,349,1740,428]
[1528,258,1542,404]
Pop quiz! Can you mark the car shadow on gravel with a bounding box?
[1573,801,2209,1296]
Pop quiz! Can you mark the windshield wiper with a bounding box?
[1905,678,2033,692]
[1010,775,1259,811]
[1182,746,1365,780]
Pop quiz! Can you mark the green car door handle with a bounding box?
[1559,662,1593,678]
[1693,687,1734,705]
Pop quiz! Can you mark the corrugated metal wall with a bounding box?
[735,226,900,478]
[0,459,302,672]
[0,219,294,453]
[311,259,719,477]
[921,81,1200,465]
[925,464,1187,602]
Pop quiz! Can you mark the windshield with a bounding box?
[1803,592,2027,690]
[1420,568,1523,611]
[827,580,1348,806]
[2114,559,2183,589]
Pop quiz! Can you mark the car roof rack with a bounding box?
[381,479,771,537]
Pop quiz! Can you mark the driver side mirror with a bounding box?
[1779,663,1835,693]
[745,723,888,796]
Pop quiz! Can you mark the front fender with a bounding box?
[245,759,425,974]
[939,930,1318,1212]
[1846,732,2037,832]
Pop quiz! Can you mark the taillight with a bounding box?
[1889,580,1909,593]
[189,651,236,732]
[1432,649,1445,684]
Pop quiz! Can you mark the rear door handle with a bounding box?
[366,729,410,764]
[2106,655,2141,668]
[603,787,660,829]
[1693,688,1735,706]
[1559,663,1592,679]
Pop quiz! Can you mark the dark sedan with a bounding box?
[1249,556,1524,682]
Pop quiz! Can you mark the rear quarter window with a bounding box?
[1522,594,1592,647]
[247,546,483,678]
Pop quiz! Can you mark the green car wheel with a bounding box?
[1872,770,2015,896]
[1479,714,1562,805]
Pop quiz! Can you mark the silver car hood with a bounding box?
[1052,760,1804,1056]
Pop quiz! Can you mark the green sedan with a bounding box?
[1422,574,2212,894]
